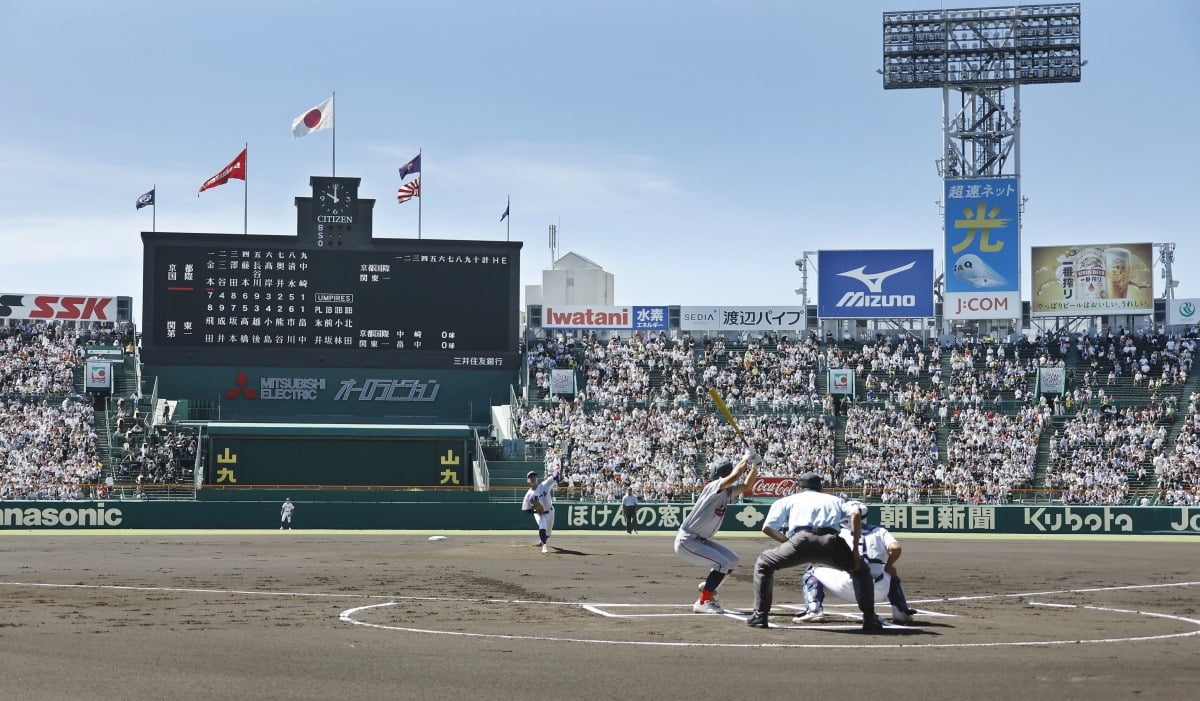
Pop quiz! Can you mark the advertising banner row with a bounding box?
[1,500,1197,535]
[538,249,1154,330]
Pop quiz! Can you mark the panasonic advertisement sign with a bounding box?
[817,250,934,319]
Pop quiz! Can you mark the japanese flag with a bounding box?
[292,96,333,138]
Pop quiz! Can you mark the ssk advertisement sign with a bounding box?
[0,292,121,321]
[817,249,933,319]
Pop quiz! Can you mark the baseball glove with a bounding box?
[531,501,547,515]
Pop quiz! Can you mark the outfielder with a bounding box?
[674,448,761,613]
[522,469,560,553]
[746,472,880,631]
[794,500,918,624]
[279,497,295,529]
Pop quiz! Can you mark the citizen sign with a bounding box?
[0,294,115,320]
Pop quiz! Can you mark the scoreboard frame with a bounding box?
[141,232,523,370]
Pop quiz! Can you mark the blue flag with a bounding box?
[500,202,510,222]
[398,154,421,179]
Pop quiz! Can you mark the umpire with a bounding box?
[746,472,881,631]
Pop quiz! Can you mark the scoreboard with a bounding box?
[141,233,523,370]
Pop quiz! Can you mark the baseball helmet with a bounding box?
[526,470,539,479]
[709,459,734,481]
[843,500,868,520]
[798,471,823,491]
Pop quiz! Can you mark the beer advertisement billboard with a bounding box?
[1030,243,1153,316]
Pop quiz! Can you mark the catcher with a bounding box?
[522,469,561,553]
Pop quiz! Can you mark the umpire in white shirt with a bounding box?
[746,472,881,631]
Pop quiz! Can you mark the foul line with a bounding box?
[338,581,1200,649]
[5,579,1200,650]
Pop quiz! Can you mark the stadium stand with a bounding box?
[4,318,1199,507]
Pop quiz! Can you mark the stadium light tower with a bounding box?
[883,4,1082,179]
[883,4,1081,330]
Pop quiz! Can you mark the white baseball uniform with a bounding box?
[810,523,896,603]
[522,472,559,536]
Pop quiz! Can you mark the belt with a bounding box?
[791,526,838,537]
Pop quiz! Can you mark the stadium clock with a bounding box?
[316,181,356,220]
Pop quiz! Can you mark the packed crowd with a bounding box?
[517,326,1200,505]
[117,424,199,495]
[1158,411,1200,505]
[0,321,103,500]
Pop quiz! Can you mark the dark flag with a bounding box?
[136,189,155,209]
[398,153,421,179]
[500,202,510,222]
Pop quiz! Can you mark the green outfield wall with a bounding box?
[1,500,1198,535]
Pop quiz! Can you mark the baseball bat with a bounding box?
[708,388,752,450]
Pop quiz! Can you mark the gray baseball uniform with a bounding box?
[674,479,740,573]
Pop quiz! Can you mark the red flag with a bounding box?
[396,177,421,203]
[198,148,248,195]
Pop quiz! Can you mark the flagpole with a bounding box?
[417,148,422,239]
[331,91,336,177]
[506,195,511,242]
[152,184,156,232]
[243,143,249,235]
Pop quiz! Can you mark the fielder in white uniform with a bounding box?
[280,497,295,529]
[794,500,917,623]
[674,448,760,613]
[522,469,560,553]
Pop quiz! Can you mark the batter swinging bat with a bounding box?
[708,388,751,450]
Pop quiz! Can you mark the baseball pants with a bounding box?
[751,532,875,618]
[674,532,740,573]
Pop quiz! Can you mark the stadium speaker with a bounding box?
[1022,301,1031,328]
[668,305,680,329]
[1154,298,1166,324]
[117,296,133,323]
[528,305,542,329]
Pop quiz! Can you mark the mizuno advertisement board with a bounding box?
[817,249,934,319]
[944,177,1021,319]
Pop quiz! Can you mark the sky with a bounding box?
[2,0,1198,328]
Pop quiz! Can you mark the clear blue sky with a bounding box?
[2,0,1197,326]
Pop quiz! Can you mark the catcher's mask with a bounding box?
[798,471,823,491]
[709,459,734,482]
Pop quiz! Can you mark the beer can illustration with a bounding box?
[1074,247,1106,300]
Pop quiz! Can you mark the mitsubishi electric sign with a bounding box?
[817,250,934,319]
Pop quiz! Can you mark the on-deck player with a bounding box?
[674,448,761,613]
[522,469,560,553]
[793,500,918,623]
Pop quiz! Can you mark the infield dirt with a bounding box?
[1,533,1196,700]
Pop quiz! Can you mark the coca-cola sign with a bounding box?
[748,477,799,498]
